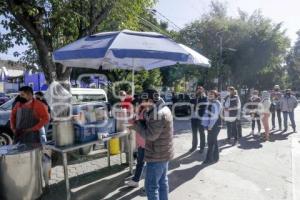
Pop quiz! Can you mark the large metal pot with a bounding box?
[53,120,74,147]
[0,146,43,200]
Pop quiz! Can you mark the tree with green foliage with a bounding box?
[0,0,156,84]
[179,1,290,91]
[286,30,300,91]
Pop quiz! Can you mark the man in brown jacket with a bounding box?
[132,89,174,200]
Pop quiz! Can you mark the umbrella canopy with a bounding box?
[53,30,210,70]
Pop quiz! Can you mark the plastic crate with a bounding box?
[92,118,116,135]
[74,123,97,143]
[74,118,117,144]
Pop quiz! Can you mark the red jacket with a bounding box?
[120,96,133,110]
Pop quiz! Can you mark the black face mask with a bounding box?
[286,93,291,97]
[18,97,28,104]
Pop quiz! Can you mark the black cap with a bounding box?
[19,86,33,95]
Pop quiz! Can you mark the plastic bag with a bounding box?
[44,81,72,120]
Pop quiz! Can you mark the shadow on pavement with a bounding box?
[237,134,263,150]
[109,150,207,200]
[269,131,294,142]
[168,163,208,193]
[43,164,129,200]
[44,121,297,200]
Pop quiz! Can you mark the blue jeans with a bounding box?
[145,161,169,200]
[132,147,145,182]
[283,111,296,130]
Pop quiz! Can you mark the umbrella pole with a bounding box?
[132,59,135,96]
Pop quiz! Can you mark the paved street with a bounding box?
[43,108,300,200]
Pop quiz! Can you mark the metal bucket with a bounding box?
[53,120,74,147]
[0,146,43,200]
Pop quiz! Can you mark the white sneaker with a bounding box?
[126,180,139,188]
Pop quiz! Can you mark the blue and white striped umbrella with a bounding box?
[53,30,210,70]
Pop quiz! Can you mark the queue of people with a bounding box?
[186,84,299,168]
[7,85,297,200]
[125,84,298,200]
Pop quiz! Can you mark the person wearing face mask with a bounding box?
[10,86,50,145]
[248,90,261,136]
[280,89,298,132]
[190,85,208,153]
[270,85,283,130]
[131,88,174,200]
[202,90,222,164]
[223,86,241,145]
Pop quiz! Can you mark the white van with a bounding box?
[70,88,108,104]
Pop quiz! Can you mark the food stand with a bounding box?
[43,81,135,200]
[45,130,134,200]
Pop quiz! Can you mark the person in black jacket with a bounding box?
[190,85,208,153]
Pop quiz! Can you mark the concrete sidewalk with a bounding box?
[43,109,300,200]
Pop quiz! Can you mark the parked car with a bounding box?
[172,93,192,116]
[0,88,109,148]
[6,92,18,99]
[0,98,15,146]
[0,93,10,105]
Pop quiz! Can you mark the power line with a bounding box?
[151,9,182,30]
[125,7,180,39]
[129,9,174,38]
[137,15,170,36]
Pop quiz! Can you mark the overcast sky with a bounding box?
[1,0,299,61]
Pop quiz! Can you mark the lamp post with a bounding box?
[216,31,236,91]
[216,31,224,91]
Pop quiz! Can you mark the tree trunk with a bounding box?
[34,38,56,83]
[35,37,72,91]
